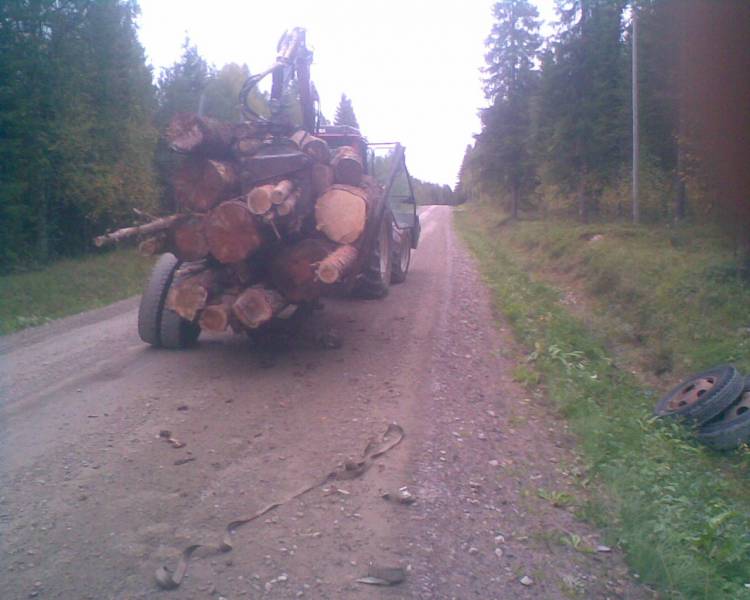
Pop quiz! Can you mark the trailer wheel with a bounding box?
[354,210,393,299]
[391,229,411,284]
[160,306,201,349]
[138,253,180,347]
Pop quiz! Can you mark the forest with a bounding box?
[458,0,750,270]
[0,0,454,273]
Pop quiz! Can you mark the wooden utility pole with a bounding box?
[632,1,640,224]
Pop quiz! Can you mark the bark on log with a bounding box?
[166,113,233,156]
[311,163,334,197]
[172,215,209,261]
[271,180,295,205]
[138,233,168,256]
[331,146,363,186]
[290,130,330,164]
[166,270,214,321]
[199,295,236,332]
[232,137,265,157]
[174,158,239,212]
[271,239,333,303]
[94,214,182,247]
[315,184,368,244]
[246,184,275,215]
[233,287,287,329]
[316,245,359,284]
[205,200,264,263]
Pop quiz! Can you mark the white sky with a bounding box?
[137,1,557,187]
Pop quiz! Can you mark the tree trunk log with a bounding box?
[199,294,236,332]
[276,189,299,217]
[331,146,363,186]
[271,179,295,205]
[172,215,209,261]
[315,184,368,244]
[239,152,310,188]
[316,245,358,284]
[290,130,330,164]
[233,137,265,157]
[166,270,214,321]
[174,158,239,212]
[246,184,275,215]
[94,214,182,247]
[271,239,333,303]
[205,200,264,263]
[233,287,287,329]
[138,233,168,255]
[311,163,334,197]
[166,113,234,156]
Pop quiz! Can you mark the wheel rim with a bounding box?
[720,391,750,423]
[668,376,716,411]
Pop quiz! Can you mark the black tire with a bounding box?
[160,306,201,349]
[391,229,411,284]
[696,377,750,450]
[138,253,180,347]
[354,210,393,299]
[653,365,745,425]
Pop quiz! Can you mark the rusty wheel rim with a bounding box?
[668,377,717,411]
[720,391,750,423]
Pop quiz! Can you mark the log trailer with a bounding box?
[96,28,420,348]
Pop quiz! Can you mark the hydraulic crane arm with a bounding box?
[239,27,318,134]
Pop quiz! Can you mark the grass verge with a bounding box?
[0,249,154,335]
[456,204,750,599]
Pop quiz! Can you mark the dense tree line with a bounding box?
[458,0,750,261]
[0,0,159,269]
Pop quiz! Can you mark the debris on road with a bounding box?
[154,423,404,590]
[382,486,416,505]
[356,566,406,586]
[173,457,196,466]
[158,430,186,449]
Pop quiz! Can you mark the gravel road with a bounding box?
[0,206,645,599]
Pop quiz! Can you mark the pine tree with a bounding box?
[534,0,628,221]
[477,0,542,219]
[334,94,359,130]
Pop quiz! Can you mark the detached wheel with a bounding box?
[354,210,393,299]
[137,253,200,349]
[391,229,411,284]
[653,365,744,425]
[697,377,750,450]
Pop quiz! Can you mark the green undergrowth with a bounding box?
[0,249,154,335]
[456,204,750,599]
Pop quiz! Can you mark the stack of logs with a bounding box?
[95,112,382,334]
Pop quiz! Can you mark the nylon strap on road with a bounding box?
[155,422,405,590]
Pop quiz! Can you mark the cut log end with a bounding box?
[316,245,359,284]
[199,295,235,332]
[246,185,275,215]
[206,200,263,263]
[315,185,368,244]
[271,180,295,205]
[233,287,286,329]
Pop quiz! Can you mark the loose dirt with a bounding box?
[0,206,646,599]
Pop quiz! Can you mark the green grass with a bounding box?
[456,204,750,600]
[0,249,154,335]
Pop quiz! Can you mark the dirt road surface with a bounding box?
[1,206,645,599]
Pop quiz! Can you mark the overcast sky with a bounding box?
[137,1,556,186]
